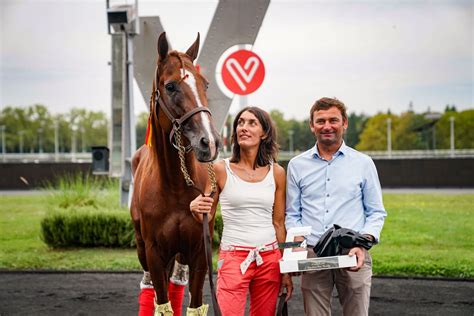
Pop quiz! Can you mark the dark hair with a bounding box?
[310,97,348,125]
[230,106,278,168]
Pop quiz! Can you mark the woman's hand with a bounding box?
[280,273,293,301]
[189,195,214,214]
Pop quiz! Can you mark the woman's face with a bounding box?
[235,111,265,149]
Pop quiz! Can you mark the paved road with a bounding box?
[1,272,473,315]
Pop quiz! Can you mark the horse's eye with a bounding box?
[165,82,176,93]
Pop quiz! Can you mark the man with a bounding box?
[285,97,387,315]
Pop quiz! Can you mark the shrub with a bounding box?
[41,208,134,248]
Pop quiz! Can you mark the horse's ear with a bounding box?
[185,32,200,62]
[157,32,169,62]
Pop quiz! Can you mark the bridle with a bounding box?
[152,52,217,196]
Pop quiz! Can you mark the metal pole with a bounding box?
[0,125,5,162]
[19,130,24,154]
[288,129,294,154]
[54,121,59,162]
[38,128,43,154]
[450,116,455,158]
[71,126,77,162]
[387,118,392,158]
[81,127,86,153]
[120,31,136,207]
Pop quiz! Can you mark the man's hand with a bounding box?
[348,246,365,271]
[280,274,293,301]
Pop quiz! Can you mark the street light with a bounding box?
[71,123,78,162]
[54,121,59,162]
[288,129,294,154]
[18,130,24,154]
[0,125,5,162]
[38,127,44,154]
[450,116,455,158]
[386,118,392,158]
[81,126,86,153]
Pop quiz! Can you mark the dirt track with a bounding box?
[0,272,473,315]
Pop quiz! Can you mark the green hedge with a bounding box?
[41,207,224,249]
[41,208,135,248]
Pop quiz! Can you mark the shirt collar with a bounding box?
[312,141,348,160]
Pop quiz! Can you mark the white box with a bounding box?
[279,255,357,273]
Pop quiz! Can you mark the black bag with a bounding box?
[313,224,374,257]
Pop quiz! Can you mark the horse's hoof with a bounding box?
[186,304,209,316]
[154,301,173,316]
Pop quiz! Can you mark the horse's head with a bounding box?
[153,32,220,162]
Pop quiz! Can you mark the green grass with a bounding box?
[0,193,473,278]
[371,194,474,278]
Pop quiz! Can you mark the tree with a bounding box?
[356,113,397,151]
[345,113,368,148]
[392,111,427,150]
[436,109,474,149]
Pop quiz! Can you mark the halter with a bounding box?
[153,57,212,152]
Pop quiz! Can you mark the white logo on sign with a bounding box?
[225,57,260,91]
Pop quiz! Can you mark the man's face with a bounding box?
[310,106,348,146]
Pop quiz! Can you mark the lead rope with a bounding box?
[175,127,221,316]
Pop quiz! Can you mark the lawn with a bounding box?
[0,193,473,278]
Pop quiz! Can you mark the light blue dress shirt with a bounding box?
[285,142,387,246]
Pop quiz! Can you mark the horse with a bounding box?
[130,32,221,315]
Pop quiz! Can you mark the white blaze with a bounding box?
[183,70,216,154]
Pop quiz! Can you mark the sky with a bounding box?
[1,0,473,121]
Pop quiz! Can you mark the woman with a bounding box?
[190,106,293,316]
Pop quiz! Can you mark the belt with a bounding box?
[220,241,279,274]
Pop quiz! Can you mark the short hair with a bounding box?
[310,97,348,125]
[230,106,278,168]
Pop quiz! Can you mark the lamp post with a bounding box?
[54,121,59,162]
[81,126,86,153]
[386,118,392,158]
[18,130,24,154]
[0,125,5,162]
[450,116,455,158]
[38,127,44,154]
[288,129,294,154]
[71,124,78,162]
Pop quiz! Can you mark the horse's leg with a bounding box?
[187,256,209,315]
[131,207,156,315]
[168,255,188,316]
[147,247,173,315]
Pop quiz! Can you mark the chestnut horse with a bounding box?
[130,32,220,315]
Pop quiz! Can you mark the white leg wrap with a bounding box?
[186,304,209,316]
[140,271,154,289]
[154,301,173,316]
[170,261,189,286]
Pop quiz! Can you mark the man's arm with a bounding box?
[285,160,303,230]
[360,158,387,242]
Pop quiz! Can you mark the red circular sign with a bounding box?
[221,49,265,95]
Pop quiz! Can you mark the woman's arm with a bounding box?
[272,163,293,301]
[272,163,287,246]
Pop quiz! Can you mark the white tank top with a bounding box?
[219,158,277,247]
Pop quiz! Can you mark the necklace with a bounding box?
[244,168,257,180]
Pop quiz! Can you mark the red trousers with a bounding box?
[216,248,282,316]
